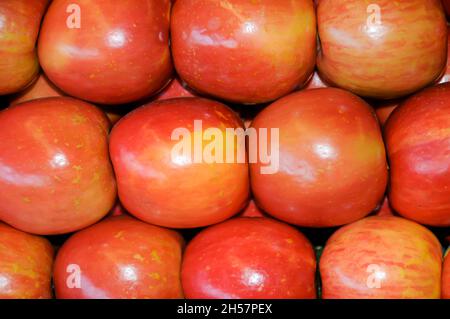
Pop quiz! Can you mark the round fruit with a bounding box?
[0,97,116,235]
[0,222,53,299]
[320,216,442,299]
[385,83,450,226]
[171,0,316,104]
[38,0,172,104]
[54,216,184,299]
[317,0,447,99]
[250,88,388,227]
[110,97,249,228]
[182,217,316,299]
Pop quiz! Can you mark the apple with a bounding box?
[303,70,329,90]
[0,222,53,299]
[237,199,266,218]
[38,0,172,105]
[0,0,49,95]
[54,216,184,299]
[374,100,400,126]
[154,77,197,101]
[438,26,450,84]
[110,97,249,228]
[182,217,316,299]
[375,196,395,217]
[171,0,316,104]
[443,248,450,299]
[317,0,448,99]
[9,73,64,106]
[250,88,388,227]
[320,216,442,299]
[385,83,450,226]
[0,97,117,235]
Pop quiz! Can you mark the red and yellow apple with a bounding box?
[110,97,249,228]
[0,222,53,299]
[250,88,388,227]
[385,83,450,226]
[182,217,316,299]
[54,216,184,299]
[38,0,172,104]
[0,97,117,235]
[171,0,316,104]
[0,0,49,95]
[317,0,448,99]
[320,216,442,299]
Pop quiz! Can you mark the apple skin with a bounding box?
[0,0,49,95]
[0,222,53,299]
[250,88,388,227]
[53,216,184,299]
[385,83,450,226]
[437,26,450,84]
[375,196,395,217]
[0,97,117,235]
[171,0,316,104]
[320,216,442,299]
[38,0,173,105]
[303,70,329,90]
[237,199,267,218]
[317,0,448,99]
[110,97,249,229]
[182,217,316,299]
[443,248,450,299]
[374,100,399,126]
[9,73,64,106]
[154,77,197,101]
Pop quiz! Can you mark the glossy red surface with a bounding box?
[54,216,184,299]
[0,0,49,95]
[385,83,450,226]
[38,0,172,104]
[250,88,388,227]
[171,0,316,104]
[110,98,249,228]
[154,77,196,101]
[317,0,448,99]
[0,97,116,235]
[320,216,442,299]
[0,222,53,299]
[182,217,316,299]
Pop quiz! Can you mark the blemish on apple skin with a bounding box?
[22,197,31,203]
[73,198,81,207]
[285,238,294,244]
[151,250,162,263]
[114,231,124,239]
[72,176,81,184]
[73,165,82,171]
[149,272,161,280]
[133,254,145,261]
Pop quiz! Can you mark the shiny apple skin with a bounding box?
[0,97,117,235]
[38,0,172,105]
[438,26,450,84]
[182,217,316,299]
[303,70,329,90]
[443,248,450,299]
[154,77,196,101]
[0,0,49,95]
[110,97,249,228]
[385,83,450,226]
[317,0,448,99]
[0,222,53,299]
[171,0,316,104]
[320,216,442,299]
[250,88,388,227]
[54,216,184,299]
[10,73,64,106]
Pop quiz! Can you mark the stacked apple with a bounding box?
[0,0,449,299]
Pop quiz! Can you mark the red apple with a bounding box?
[237,200,266,218]
[320,216,442,299]
[182,217,316,299]
[54,216,184,299]
[317,0,448,99]
[438,26,450,84]
[171,0,316,104]
[385,83,450,226]
[10,73,64,106]
[0,0,49,95]
[38,0,172,105]
[110,97,249,228]
[374,100,399,126]
[303,70,329,90]
[443,248,450,299]
[250,88,388,227]
[0,97,117,235]
[154,77,197,101]
[0,222,53,299]
[375,196,395,217]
